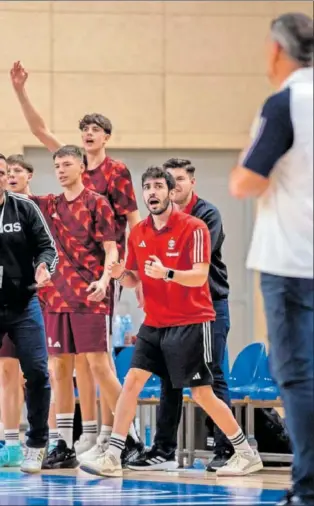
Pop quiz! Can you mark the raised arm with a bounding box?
[10,61,63,153]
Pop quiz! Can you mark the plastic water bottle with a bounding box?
[121,314,133,346]
[112,315,124,347]
[145,425,151,447]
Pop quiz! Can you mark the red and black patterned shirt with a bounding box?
[82,156,138,259]
[31,188,115,314]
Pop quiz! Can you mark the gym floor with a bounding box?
[0,467,290,505]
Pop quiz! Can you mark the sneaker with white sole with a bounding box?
[77,435,109,463]
[0,443,24,467]
[80,449,123,478]
[21,447,45,474]
[127,446,178,471]
[216,450,263,477]
[74,434,97,457]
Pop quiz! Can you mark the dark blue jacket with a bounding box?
[191,197,229,301]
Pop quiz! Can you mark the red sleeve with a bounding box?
[188,224,211,265]
[107,164,138,217]
[125,234,138,271]
[94,196,116,243]
[29,195,51,216]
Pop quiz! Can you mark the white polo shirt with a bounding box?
[244,68,313,279]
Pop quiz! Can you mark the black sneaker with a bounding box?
[206,449,234,472]
[127,446,179,471]
[276,490,310,506]
[121,435,145,468]
[42,439,79,469]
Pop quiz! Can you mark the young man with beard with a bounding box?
[80,166,263,478]
[129,158,234,472]
[10,62,143,464]
[0,154,58,473]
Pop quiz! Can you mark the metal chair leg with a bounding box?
[177,404,185,467]
[186,402,195,467]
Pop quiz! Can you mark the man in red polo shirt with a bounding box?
[80,166,263,478]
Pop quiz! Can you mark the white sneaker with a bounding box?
[21,447,45,474]
[77,435,109,463]
[216,450,263,477]
[74,434,97,456]
[80,449,123,477]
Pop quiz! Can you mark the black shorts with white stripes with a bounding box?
[131,321,214,389]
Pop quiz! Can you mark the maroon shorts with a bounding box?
[44,312,109,355]
[0,334,18,359]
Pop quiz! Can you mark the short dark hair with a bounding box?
[271,13,314,66]
[79,113,112,135]
[53,145,84,162]
[7,154,34,174]
[141,165,176,191]
[163,158,196,177]
[0,153,6,162]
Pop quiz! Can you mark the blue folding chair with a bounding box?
[114,346,135,385]
[248,355,280,401]
[139,374,161,399]
[228,343,267,400]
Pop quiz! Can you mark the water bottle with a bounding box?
[121,314,133,346]
[112,315,124,347]
[145,425,151,447]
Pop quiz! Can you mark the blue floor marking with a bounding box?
[0,471,284,505]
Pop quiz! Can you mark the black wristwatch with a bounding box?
[164,269,175,282]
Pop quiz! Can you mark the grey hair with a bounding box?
[271,13,313,66]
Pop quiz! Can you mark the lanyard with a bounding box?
[0,193,6,231]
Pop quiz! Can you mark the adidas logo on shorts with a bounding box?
[48,337,61,348]
[192,372,201,380]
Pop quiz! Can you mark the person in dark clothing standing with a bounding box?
[0,156,58,474]
[129,158,233,472]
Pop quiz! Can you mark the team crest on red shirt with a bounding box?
[168,239,176,250]
[166,238,179,257]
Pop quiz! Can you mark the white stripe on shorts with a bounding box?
[202,321,212,366]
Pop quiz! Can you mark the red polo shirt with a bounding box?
[126,208,215,327]
[183,192,198,215]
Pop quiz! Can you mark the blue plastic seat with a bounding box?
[114,346,161,398]
[139,374,161,399]
[248,355,280,401]
[114,346,135,385]
[228,343,267,400]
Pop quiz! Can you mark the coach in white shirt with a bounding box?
[229,13,313,506]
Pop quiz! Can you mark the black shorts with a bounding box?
[131,321,214,389]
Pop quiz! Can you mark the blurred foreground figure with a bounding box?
[229,13,313,506]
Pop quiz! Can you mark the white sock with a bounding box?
[49,429,59,441]
[56,413,74,449]
[99,425,112,442]
[0,422,4,440]
[109,432,126,460]
[4,429,20,446]
[82,420,97,440]
[128,422,139,443]
[228,428,253,454]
